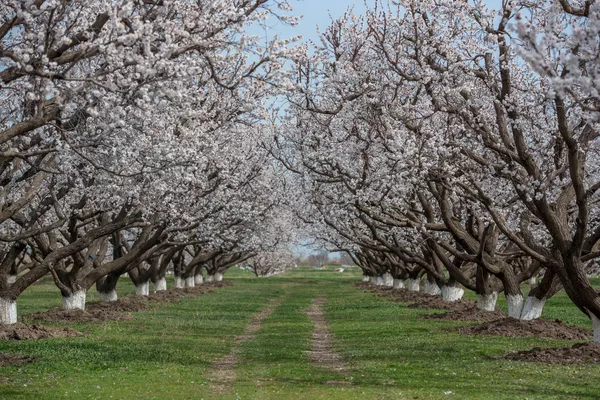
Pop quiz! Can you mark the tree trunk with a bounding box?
[185,276,195,288]
[0,298,17,324]
[393,279,405,289]
[441,279,464,302]
[476,266,497,311]
[63,290,86,310]
[135,281,150,296]
[477,292,498,311]
[96,271,123,302]
[501,272,524,318]
[423,277,441,296]
[553,255,600,342]
[407,278,420,292]
[520,270,561,320]
[153,277,167,292]
[382,272,394,287]
[99,290,118,302]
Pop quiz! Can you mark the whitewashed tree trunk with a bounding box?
[206,275,215,282]
[185,277,195,288]
[506,294,524,318]
[407,279,420,292]
[135,281,150,296]
[477,292,498,311]
[214,272,223,282]
[154,277,167,292]
[441,286,464,302]
[592,314,600,343]
[424,281,441,296]
[520,296,546,320]
[393,279,405,289]
[0,298,17,324]
[63,290,86,310]
[174,276,185,288]
[383,273,394,287]
[361,275,370,282]
[194,274,204,285]
[98,290,118,302]
[7,275,16,285]
[528,276,537,285]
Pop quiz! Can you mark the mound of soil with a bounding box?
[27,308,134,323]
[454,317,591,341]
[0,353,34,366]
[356,282,479,312]
[87,299,152,313]
[0,323,81,340]
[504,342,600,364]
[26,281,234,323]
[406,296,477,311]
[422,308,505,323]
[206,281,234,289]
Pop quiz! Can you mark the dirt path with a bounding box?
[306,296,353,386]
[208,295,283,393]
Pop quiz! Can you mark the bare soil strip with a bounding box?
[208,296,283,393]
[504,342,600,364]
[454,317,591,340]
[0,353,35,366]
[0,323,81,340]
[26,281,233,324]
[306,297,353,386]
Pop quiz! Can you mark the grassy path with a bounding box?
[208,295,284,394]
[1,268,600,399]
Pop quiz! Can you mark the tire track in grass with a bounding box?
[306,296,353,386]
[208,295,284,394]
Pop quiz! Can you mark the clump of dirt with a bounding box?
[0,353,34,366]
[27,308,134,323]
[87,298,153,313]
[356,282,479,311]
[504,342,600,364]
[205,281,234,289]
[406,296,477,311]
[26,281,235,323]
[422,308,505,323]
[0,323,81,340]
[454,317,591,340]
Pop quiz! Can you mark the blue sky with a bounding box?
[270,0,368,43]
[258,0,502,46]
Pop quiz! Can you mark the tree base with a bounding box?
[135,282,149,296]
[477,292,498,311]
[63,290,86,310]
[0,298,17,324]
[520,296,545,320]
[154,277,167,292]
[407,279,420,292]
[441,286,464,302]
[98,290,118,302]
[185,277,195,288]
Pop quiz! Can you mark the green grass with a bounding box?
[1,267,599,399]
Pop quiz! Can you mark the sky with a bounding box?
[256,0,502,47]
[267,0,369,44]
